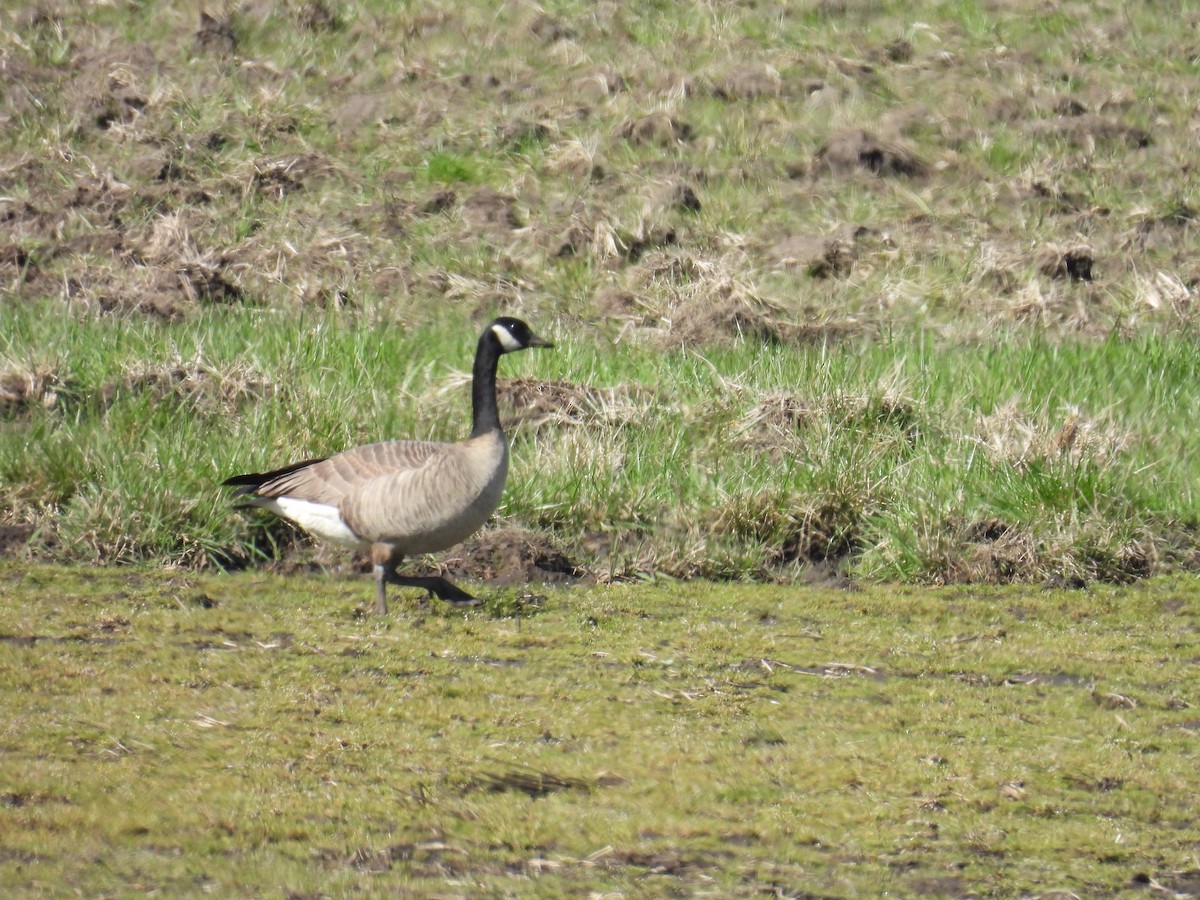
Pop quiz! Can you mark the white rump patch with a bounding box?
[491,322,523,352]
[266,498,366,548]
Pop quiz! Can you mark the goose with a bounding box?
[222,317,552,614]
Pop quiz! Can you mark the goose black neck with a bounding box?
[470,330,503,438]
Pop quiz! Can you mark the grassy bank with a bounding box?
[3,304,1200,584]
[1,564,1198,896]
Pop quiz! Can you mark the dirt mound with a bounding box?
[773,500,862,567]
[1036,244,1095,282]
[974,401,1131,468]
[462,188,524,232]
[195,11,237,56]
[297,0,340,32]
[54,43,163,135]
[497,377,608,428]
[2,167,246,317]
[495,117,554,151]
[574,68,626,99]
[3,357,275,420]
[667,287,791,346]
[814,129,927,177]
[735,393,816,454]
[654,180,702,213]
[491,375,653,435]
[659,276,858,348]
[64,262,242,319]
[1025,114,1151,149]
[711,64,783,100]
[546,140,606,181]
[250,154,338,199]
[593,285,653,323]
[619,112,694,146]
[768,230,858,278]
[444,528,585,586]
[0,525,35,557]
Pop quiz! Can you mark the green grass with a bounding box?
[4,303,1200,583]
[1,564,1198,896]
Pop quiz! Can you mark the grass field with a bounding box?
[4,1,1200,894]
[2,564,1199,897]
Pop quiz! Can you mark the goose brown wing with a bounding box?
[231,439,447,506]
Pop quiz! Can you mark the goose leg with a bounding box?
[371,544,402,616]
[373,564,390,616]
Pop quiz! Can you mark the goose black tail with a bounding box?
[221,457,328,496]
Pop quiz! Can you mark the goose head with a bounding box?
[488,317,554,353]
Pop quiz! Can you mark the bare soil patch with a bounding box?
[444,527,584,586]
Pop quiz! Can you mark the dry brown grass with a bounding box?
[0,362,64,417]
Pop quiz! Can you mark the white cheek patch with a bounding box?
[491,323,523,352]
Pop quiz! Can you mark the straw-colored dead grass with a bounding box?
[100,359,278,416]
[973,400,1132,469]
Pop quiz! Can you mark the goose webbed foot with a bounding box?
[386,572,482,607]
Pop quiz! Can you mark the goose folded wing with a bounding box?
[236,439,447,506]
[339,448,497,548]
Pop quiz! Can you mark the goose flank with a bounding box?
[222,317,553,614]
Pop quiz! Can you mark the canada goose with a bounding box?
[223,317,552,614]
